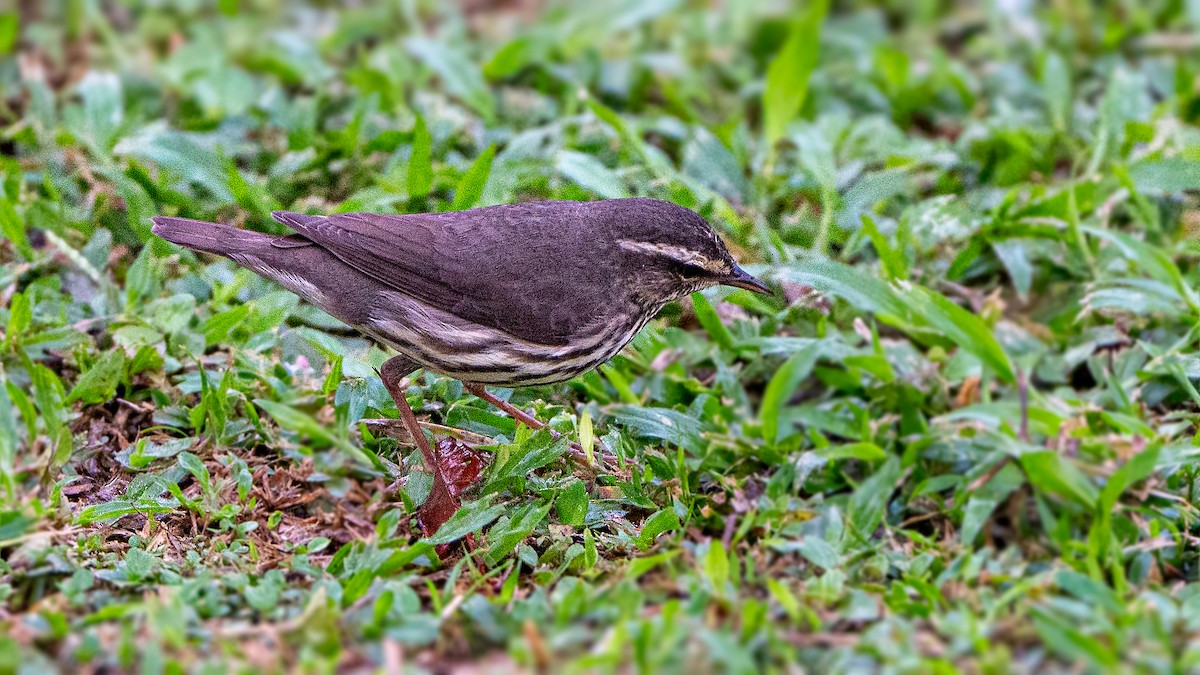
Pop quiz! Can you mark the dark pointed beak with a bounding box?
[723,266,772,295]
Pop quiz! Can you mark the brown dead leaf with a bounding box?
[523,619,551,671]
[781,282,831,313]
[715,301,748,324]
[1184,210,1200,238]
[418,438,485,539]
[439,437,485,498]
[955,376,981,408]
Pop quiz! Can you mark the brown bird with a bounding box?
[151,198,769,505]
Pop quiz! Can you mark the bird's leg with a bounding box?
[464,384,552,434]
[380,355,489,541]
[379,355,440,480]
[464,383,612,468]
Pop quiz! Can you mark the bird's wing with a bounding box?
[271,203,617,346]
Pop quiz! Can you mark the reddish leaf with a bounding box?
[416,437,486,539]
[439,437,485,497]
[418,472,458,539]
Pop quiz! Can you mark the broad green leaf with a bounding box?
[959,497,999,548]
[425,497,504,545]
[204,305,250,345]
[453,144,496,210]
[484,501,552,566]
[487,433,568,491]
[76,500,176,525]
[1020,451,1098,507]
[114,127,234,202]
[243,574,284,612]
[582,528,598,569]
[1031,608,1118,669]
[252,399,375,468]
[1083,282,1183,318]
[0,13,16,56]
[760,340,823,445]
[0,512,33,542]
[406,37,495,122]
[124,548,156,580]
[861,215,907,282]
[408,114,433,200]
[1129,157,1200,193]
[0,381,18,472]
[323,355,344,396]
[992,240,1033,301]
[626,550,679,579]
[67,350,126,405]
[0,194,31,259]
[112,326,163,352]
[611,405,705,452]
[116,437,193,471]
[29,362,71,437]
[762,0,829,148]
[555,150,628,199]
[1098,443,1160,514]
[484,37,542,79]
[148,294,197,334]
[817,442,886,462]
[898,285,1015,383]
[1083,225,1200,312]
[601,365,639,405]
[7,381,37,444]
[797,537,839,570]
[681,127,746,201]
[245,290,300,335]
[578,410,595,467]
[589,100,673,178]
[76,72,124,152]
[227,162,280,217]
[5,292,30,348]
[635,509,681,551]
[847,457,901,539]
[703,540,730,592]
[129,344,163,377]
[767,579,802,622]
[555,479,588,528]
[1090,443,1160,560]
[177,451,210,488]
[1040,52,1071,132]
[124,244,156,307]
[781,257,913,322]
[1056,570,1123,616]
[691,292,734,351]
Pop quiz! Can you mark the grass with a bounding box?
[3,1,1200,672]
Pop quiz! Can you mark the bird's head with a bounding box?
[602,198,771,302]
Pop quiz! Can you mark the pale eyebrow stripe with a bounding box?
[616,239,727,273]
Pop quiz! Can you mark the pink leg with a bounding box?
[464,383,611,469]
[379,356,441,481]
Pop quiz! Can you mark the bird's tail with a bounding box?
[150,216,273,257]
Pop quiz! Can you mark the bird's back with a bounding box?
[273,200,634,346]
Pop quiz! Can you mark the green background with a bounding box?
[3,0,1200,672]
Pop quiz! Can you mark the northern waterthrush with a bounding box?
[152,198,769,478]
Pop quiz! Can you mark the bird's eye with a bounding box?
[674,261,708,279]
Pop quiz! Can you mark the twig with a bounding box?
[965,457,1010,494]
[1017,366,1030,443]
[721,512,737,550]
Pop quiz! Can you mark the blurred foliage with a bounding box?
[3,0,1200,672]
